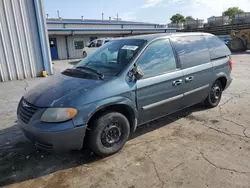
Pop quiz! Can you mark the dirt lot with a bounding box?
[0,54,250,188]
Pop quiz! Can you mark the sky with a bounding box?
[44,0,250,24]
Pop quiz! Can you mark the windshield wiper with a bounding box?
[75,66,104,79]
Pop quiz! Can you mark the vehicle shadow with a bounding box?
[0,103,206,186]
[231,51,250,55]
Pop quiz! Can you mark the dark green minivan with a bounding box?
[17,33,232,156]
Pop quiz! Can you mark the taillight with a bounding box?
[229,57,232,70]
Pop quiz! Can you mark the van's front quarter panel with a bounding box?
[73,95,138,127]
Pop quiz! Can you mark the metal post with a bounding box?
[34,0,53,74]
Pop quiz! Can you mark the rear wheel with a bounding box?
[205,80,223,108]
[228,38,246,52]
[87,112,130,156]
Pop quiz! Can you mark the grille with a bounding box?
[18,98,38,124]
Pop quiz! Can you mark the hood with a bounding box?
[24,74,104,107]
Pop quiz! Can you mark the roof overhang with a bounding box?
[47,28,176,35]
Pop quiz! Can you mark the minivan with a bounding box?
[17,33,232,156]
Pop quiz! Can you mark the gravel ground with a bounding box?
[0,53,250,188]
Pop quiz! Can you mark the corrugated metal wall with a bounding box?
[56,36,67,60]
[67,36,90,59]
[0,0,52,82]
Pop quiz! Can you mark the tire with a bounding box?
[87,112,130,156]
[83,51,87,58]
[228,38,246,52]
[205,80,223,108]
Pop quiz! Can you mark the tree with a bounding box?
[170,14,185,23]
[222,7,244,19]
[185,16,195,21]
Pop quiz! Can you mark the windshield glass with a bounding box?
[74,39,146,78]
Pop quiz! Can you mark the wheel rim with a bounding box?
[101,122,122,147]
[210,84,221,104]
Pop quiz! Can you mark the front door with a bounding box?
[49,38,59,60]
[136,39,184,125]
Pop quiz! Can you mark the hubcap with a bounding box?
[101,123,122,147]
[211,84,221,103]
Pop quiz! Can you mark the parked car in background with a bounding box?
[82,38,113,58]
[17,33,232,156]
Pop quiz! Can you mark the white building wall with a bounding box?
[0,0,52,82]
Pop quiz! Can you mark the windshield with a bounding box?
[74,39,146,78]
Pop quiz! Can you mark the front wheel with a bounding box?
[205,80,222,108]
[87,112,130,156]
[83,51,87,58]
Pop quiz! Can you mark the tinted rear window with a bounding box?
[172,35,210,69]
[203,35,231,60]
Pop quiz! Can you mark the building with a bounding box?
[167,23,184,30]
[207,16,230,27]
[0,0,176,82]
[0,0,52,82]
[185,19,204,29]
[235,12,250,24]
[47,19,176,60]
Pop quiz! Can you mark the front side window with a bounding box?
[74,39,146,78]
[74,39,84,50]
[137,39,177,78]
[96,40,103,47]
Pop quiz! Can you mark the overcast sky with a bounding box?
[44,0,250,24]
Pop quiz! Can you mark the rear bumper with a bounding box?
[19,120,87,152]
[225,76,233,90]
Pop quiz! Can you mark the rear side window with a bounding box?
[172,35,210,69]
[203,35,231,60]
[137,39,177,78]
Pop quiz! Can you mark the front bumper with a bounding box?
[18,117,87,152]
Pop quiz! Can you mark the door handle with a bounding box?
[185,76,194,83]
[173,79,183,86]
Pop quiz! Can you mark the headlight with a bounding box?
[41,108,78,123]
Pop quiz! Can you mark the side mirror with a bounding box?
[135,66,144,80]
[87,42,90,47]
